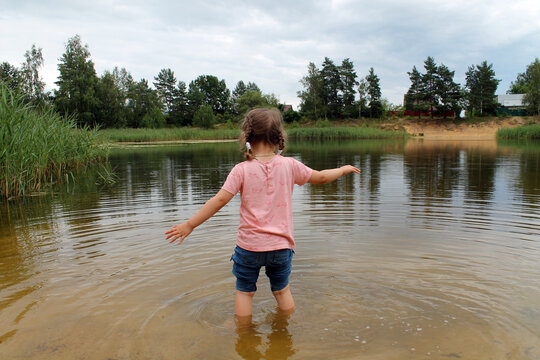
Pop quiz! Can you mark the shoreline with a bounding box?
[105,116,539,145]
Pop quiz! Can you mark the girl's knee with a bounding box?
[237,290,256,298]
[272,284,290,296]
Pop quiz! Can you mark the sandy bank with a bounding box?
[401,117,533,140]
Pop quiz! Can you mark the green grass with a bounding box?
[0,84,109,199]
[100,125,407,143]
[497,124,540,139]
[287,126,408,140]
[100,128,240,142]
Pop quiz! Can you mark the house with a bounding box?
[497,94,527,116]
[282,104,293,112]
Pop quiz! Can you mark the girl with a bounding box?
[165,108,360,317]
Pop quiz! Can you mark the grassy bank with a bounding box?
[287,126,407,139]
[100,125,406,143]
[497,124,540,139]
[100,128,240,142]
[0,85,108,199]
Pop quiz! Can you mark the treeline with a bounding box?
[0,35,284,129]
[2,35,539,129]
[298,56,540,119]
[298,57,384,119]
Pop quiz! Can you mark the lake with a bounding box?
[0,139,539,359]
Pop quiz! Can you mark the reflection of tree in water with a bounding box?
[0,198,58,315]
[235,311,296,360]
[296,149,380,228]
[404,144,461,200]
[403,144,461,228]
[110,143,242,205]
[516,150,540,205]
[464,150,497,201]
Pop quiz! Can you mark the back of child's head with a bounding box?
[241,108,287,161]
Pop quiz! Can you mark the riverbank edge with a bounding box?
[102,116,540,145]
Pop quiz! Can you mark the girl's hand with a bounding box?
[165,222,193,245]
[341,165,361,175]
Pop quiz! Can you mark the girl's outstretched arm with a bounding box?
[165,189,234,244]
[308,165,360,185]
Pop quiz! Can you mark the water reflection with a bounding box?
[236,310,296,360]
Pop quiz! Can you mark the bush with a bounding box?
[315,118,332,127]
[193,105,215,129]
[283,108,301,123]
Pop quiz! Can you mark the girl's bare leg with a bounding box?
[235,290,255,317]
[272,285,295,312]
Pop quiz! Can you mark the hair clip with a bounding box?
[246,142,251,151]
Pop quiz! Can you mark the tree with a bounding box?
[95,70,127,128]
[170,81,189,126]
[189,75,231,115]
[193,104,215,128]
[357,79,368,118]
[246,82,260,93]
[320,57,342,118]
[406,58,462,119]
[0,62,22,91]
[232,80,247,100]
[339,58,358,117]
[436,64,462,117]
[422,56,439,118]
[365,67,382,118]
[405,66,426,118]
[465,61,500,116]
[186,81,204,123]
[153,68,177,114]
[235,90,278,116]
[508,73,529,94]
[126,79,163,128]
[522,58,540,115]
[20,44,45,102]
[509,58,540,115]
[54,35,99,127]
[298,62,323,119]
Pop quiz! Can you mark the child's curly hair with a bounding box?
[240,108,287,160]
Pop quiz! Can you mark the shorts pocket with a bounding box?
[232,246,259,266]
[268,249,292,266]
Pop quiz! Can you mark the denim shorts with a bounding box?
[231,246,294,293]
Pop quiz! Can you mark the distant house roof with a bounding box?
[497,94,524,107]
[282,104,293,112]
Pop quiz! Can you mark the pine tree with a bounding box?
[339,58,358,118]
[465,61,500,116]
[365,67,382,118]
[153,68,177,114]
[422,56,439,118]
[298,62,323,119]
[320,57,342,118]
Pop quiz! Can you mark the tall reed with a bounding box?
[497,124,540,139]
[100,125,406,143]
[0,84,108,199]
[287,126,407,140]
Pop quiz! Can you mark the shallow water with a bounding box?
[0,139,539,359]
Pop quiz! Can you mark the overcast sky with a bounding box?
[1,0,539,108]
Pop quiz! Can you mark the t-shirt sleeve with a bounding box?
[291,158,313,186]
[221,164,243,195]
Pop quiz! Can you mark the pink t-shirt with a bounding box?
[221,155,313,251]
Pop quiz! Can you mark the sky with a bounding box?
[1,0,539,109]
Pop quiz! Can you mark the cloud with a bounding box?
[1,0,539,108]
